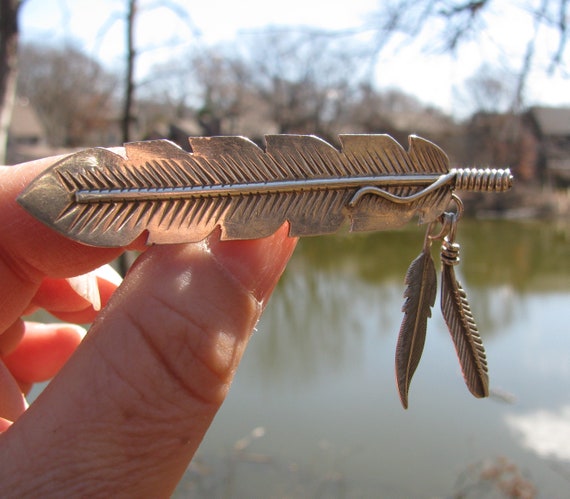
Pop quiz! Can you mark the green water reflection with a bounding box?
[289,218,570,290]
[179,220,570,498]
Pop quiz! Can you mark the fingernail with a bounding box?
[65,265,122,312]
[95,264,123,287]
[58,324,88,340]
[66,272,101,311]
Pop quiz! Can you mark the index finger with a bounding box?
[0,153,141,332]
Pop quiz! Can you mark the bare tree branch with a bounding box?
[513,0,549,112]
[362,0,568,111]
[548,0,568,72]
[19,43,117,147]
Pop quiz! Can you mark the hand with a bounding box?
[0,154,297,496]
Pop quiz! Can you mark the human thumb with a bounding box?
[0,225,296,497]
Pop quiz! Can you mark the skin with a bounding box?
[0,154,297,497]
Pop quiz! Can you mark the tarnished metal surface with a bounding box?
[18,134,513,407]
[18,134,511,247]
[396,198,489,408]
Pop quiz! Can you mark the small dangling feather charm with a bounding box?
[439,213,489,399]
[395,225,437,409]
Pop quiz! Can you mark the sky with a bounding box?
[19,0,570,118]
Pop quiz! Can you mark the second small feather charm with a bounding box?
[439,213,489,399]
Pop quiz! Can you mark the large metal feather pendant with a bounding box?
[18,134,512,247]
[18,133,506,409]
[395,231,437,409]
[440,235,489,399]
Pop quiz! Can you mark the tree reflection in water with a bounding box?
[181,220,570,498]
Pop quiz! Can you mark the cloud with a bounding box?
[505,405,570,462]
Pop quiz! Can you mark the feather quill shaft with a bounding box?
[396,242,437,409]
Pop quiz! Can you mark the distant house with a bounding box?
[523,106,570,186]
[464,111,521,167]
[8,98,46,146]
[6,98,48,164]
[168,119,203,150]
[7,98,77,164]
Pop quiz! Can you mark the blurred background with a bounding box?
[3,0,569,497]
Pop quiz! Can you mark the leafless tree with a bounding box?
[190,49,251,136]
[18,44,118,147]
[348,83,421,134]
[142,31,368,140]
[141,59,194,120]
[144,30,445,142]
[461,63,518,114]
[0,0,23,163]
[142,45,253,136]
[365,0,568,111]
[97,0,199,143]
[244,31,363,139]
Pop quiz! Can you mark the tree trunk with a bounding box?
[121,0,136,143]
[0,0,22,164]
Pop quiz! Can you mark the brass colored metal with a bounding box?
[18,134,512,407]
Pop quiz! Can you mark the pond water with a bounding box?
[174,219,570,498]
